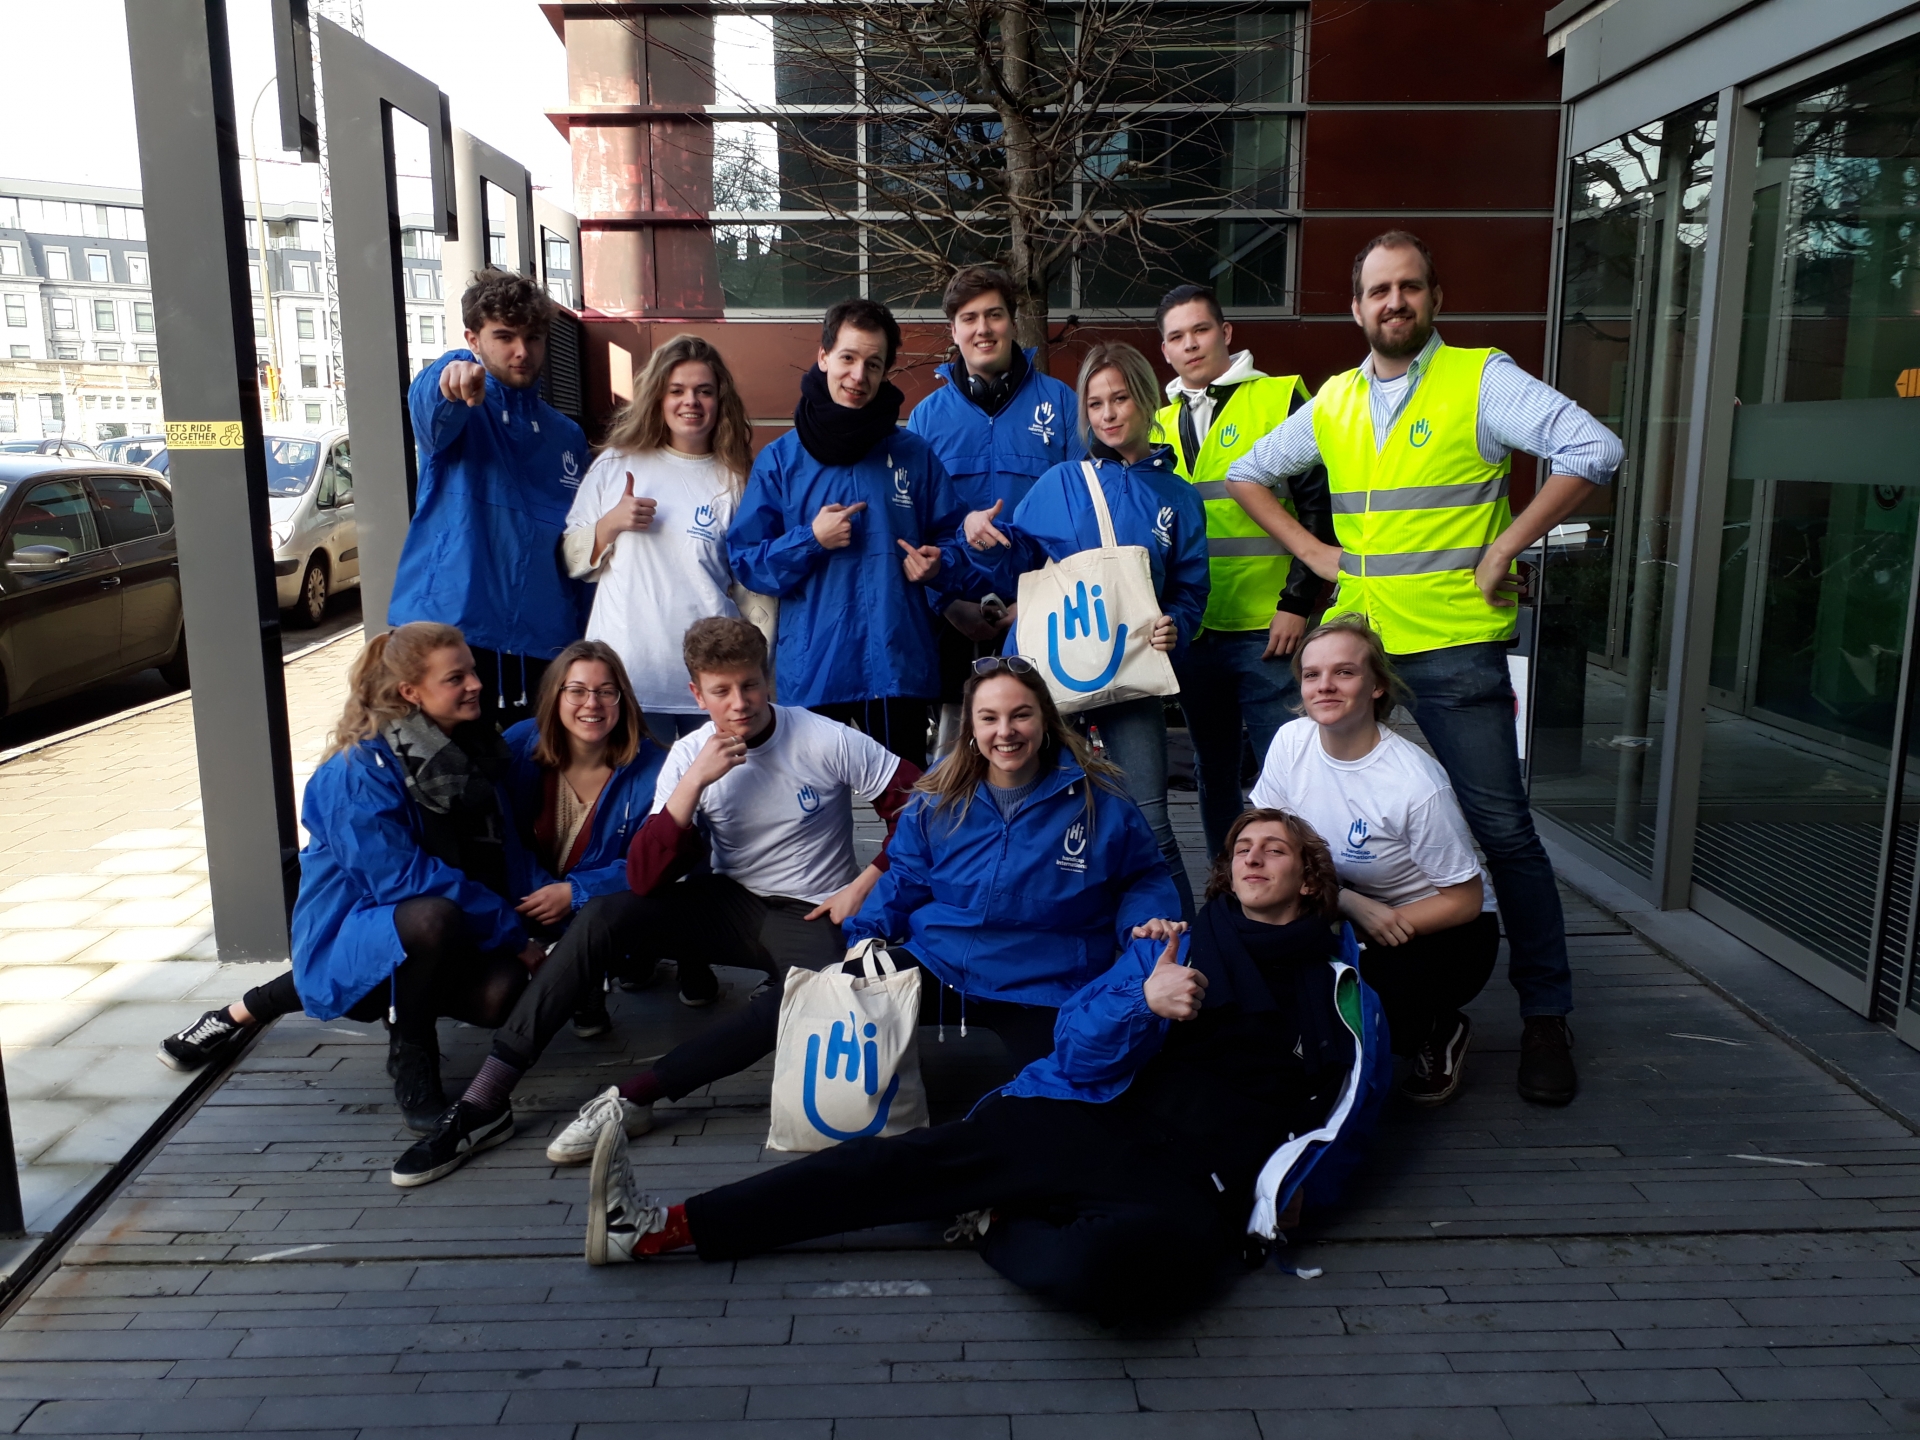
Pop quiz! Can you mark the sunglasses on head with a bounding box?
[970,655,1037,678]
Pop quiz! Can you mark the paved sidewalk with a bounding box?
[0,634,357,1247]
[3,868,1916,1436]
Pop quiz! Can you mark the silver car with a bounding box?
[265,428,359,626]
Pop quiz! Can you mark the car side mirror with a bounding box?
[5,545,70,573]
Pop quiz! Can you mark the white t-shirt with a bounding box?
[652,706,901,905]
[1249,718,1492,910]
[565,447,740,714]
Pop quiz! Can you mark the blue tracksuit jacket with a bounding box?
[967,447,1211,655]
[290,736,536,1021]
[843,751,1180,1008]
[905,351,1086,516]
[389,349,590,659]
[502,720,666,914]
[727,427,970,707]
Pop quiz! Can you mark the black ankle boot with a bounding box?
[390,1037,446,1134]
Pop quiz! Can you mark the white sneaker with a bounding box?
[546,1086,653,1164]
[585,1118,668,1265]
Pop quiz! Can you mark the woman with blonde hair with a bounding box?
[156,623,543,1132]
[960,341,1211,915]
[563,334,759,742]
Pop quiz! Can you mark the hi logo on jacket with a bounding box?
[887,455,914,508]
[1045,579,1128,694]
[1152,506,1176,550]
[801,1010,902,1141]
[1057,818,1089,873]
[1029,401,1057,445]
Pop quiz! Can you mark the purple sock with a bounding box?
[460,1054,523,1116]
[618,1069,665,1106]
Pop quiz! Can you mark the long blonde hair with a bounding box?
[600,334,753,495]
[324,621,467,759]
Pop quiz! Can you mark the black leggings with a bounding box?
[1357,910,1500,1055]
[244,897,528,1048]
[651,946,1059,1104]
[687,1093,1235,1319]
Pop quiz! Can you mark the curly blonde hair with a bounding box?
[599,334,754,495]
[323,622,468,759]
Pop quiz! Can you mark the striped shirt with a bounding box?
[1224,331,1624,499]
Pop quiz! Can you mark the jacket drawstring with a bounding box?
[494,648,507,714]
[516,654,528,710]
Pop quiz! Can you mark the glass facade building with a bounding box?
[1536,1,1920,1050]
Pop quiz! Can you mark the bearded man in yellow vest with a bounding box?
[1224,232,1622,1109]
[1152,283,1335,863]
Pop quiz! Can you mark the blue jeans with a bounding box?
[1175,628,1301,863]
[1390,641,1572,1017]
[1077,695,1195,919]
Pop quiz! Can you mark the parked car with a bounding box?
[263,427,357,626]
[0,456,186,719]
[97,434,170,474]
[0,438,100,460]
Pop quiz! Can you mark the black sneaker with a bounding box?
[390,1102,515,1187]
[390,1037,447,1133]
[677,957,720,1009]
[157,1008,252,1071]
[572,985,613,1040]
[1518,1015,1577,1106]
[1402,1012,1472,1107]
[617,958,660,994]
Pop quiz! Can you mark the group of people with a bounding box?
[154,231,1622,1318]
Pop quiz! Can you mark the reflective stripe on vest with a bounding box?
[1311,345,1514,654]
[1154,373,1308,633]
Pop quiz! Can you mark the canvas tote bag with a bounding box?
[767,939,929,1152]
[1014,461,1179,715]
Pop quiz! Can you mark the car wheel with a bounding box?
[293,557,329,628]
[159,634,189,689]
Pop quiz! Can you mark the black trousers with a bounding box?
[651,939,1058,1104]
[810,697,932,772]
[1357,910,1501,1055]
[687,1093,1235,1319]
[489,890,653,1069]
[473,648,552,734]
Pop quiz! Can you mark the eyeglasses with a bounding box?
[970,655,1037,678]
[559,685,622,706]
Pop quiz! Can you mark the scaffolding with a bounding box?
[313,0,362,419]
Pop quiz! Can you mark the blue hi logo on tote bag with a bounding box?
[1046,579,1128,693]
[801,1011,903,1141]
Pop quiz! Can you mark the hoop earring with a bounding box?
[966,735,978,750]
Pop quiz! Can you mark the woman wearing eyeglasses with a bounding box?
[540,653,1184,1167]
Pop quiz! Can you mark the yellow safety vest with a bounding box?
[1153,374,1308,633]
[1311,345,1514,654]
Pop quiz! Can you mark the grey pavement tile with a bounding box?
[1248,1408,1511,1439]
[1576,1368,1740,1403]
[184,1372,423,1398]
[1646,1398,1896,1435]
[1723,1363,1889,1400]
[574,1424,830,1440]
[840,1421,1011,1440]
[745,1379,1138,1419]
[415,1365,658,1393]
[17,1398,262,1433]
[246,1392,510,1429]
[1011,1415,1260,1439]
[496,1385,747,1423]
[1136,1373,1591,1411]
[1867,1367,1920,1398]
[1491,1404,1662,1439]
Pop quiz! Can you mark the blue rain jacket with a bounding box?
[905,350,1086,517]
[502,720,667,913]
[389,349,590,659]
[844,750,1180,1007]
[728,427,970,707]
[1005,923,1392,1234]
[290,735,535,1022]
[967,447,1211,655]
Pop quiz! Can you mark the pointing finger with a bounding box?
[844,501,867,515]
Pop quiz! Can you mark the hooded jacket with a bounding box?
[501,719,667,913]
[290,735,537,1021]
[389,349,590,659]
[728,426,970,707]
[843,749,1180,1008]
[906,349,1086,518]
[966,448,1211,655]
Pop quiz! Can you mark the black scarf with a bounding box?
[382,711,514,898]
[957,345,1028,418]
[1191,898,1346,1074]
[793,365,904,467]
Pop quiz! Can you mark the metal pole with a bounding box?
[125,0,301,959]
[247,79,284,423]
[0,1043,23,1236]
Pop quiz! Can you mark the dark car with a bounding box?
[97,434,170,474]
[0,456,186,717]
[0,438,101,460]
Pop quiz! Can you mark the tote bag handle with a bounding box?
[1079,461,1120,550]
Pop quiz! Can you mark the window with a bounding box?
[295,308,315,339]
[3,296,23,328]
[252,308,266,338]
[86,252,110,283]
[5,479,98,561]
[143,478,173,532]
[39,393,62,425]
[0,394,13,433]
[92,299,116,332]
[0,244,19,275]
[97,345,119,362]
[248,263,261,293]
[305,403,322,424]
[418,313,435,344]
[133,301,153,333]
[144,394,156,407]
[127,254,148,286]
[300,362,318,389]
[411,269,434,300]
[267,217,302,248]
[7,346,24,359]
[51,344,78,360]
[43,248,70,280]
[90,474,158,546]
[544,233,571,275]
[49,298,74,330]
[289,262,313,291]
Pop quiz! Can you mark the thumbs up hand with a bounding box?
[601,472,658,535]
[965,498,1010,551]
[1141,926,1205,1020]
